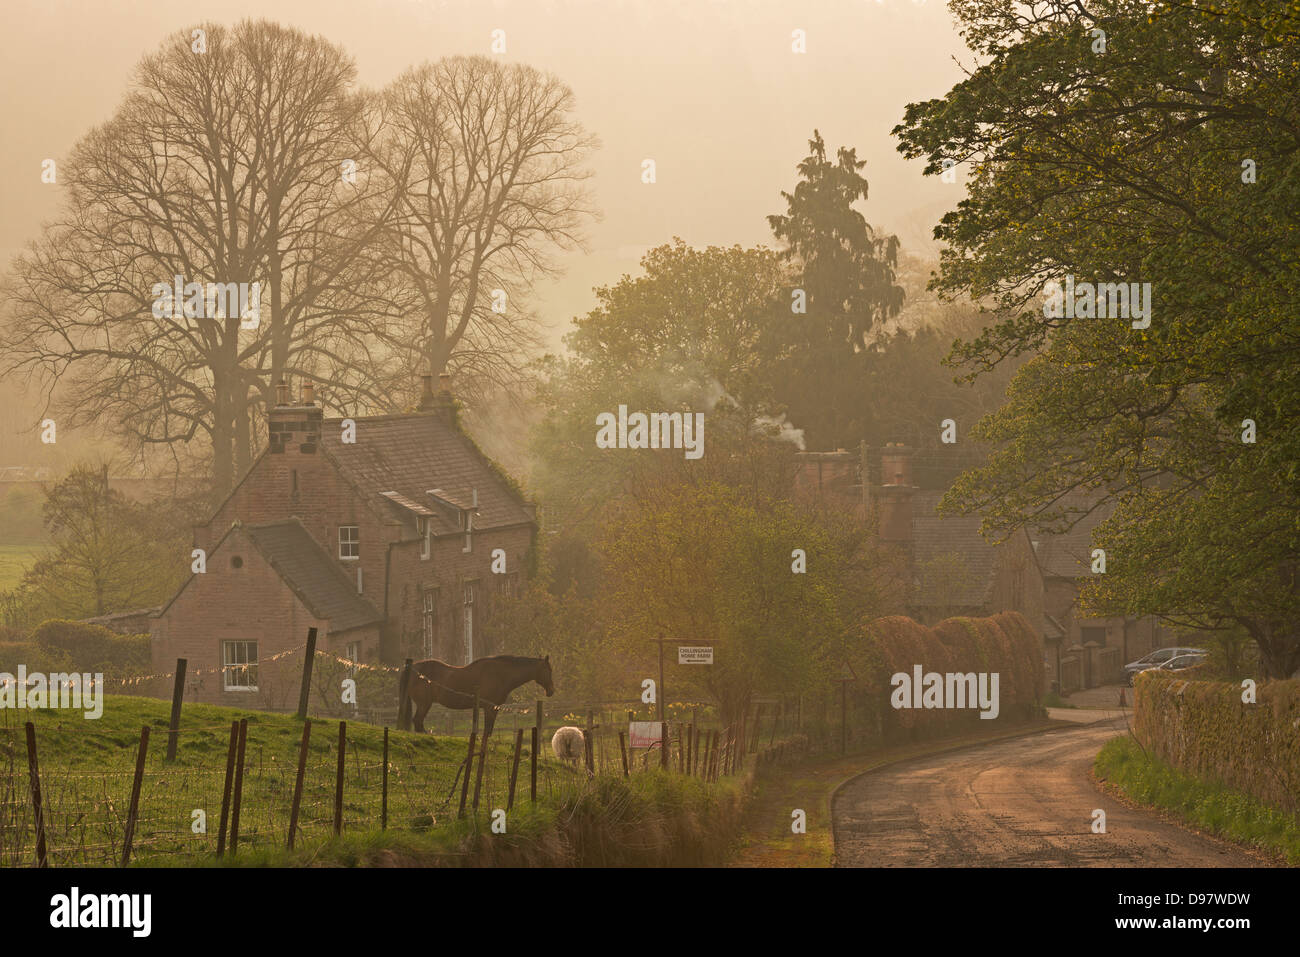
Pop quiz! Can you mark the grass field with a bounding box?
[0,544,45,591]
[0,695,565,867]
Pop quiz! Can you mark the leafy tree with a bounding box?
[5,467,195,624]
[599,481,875,725]
[531,240,790,531]
[894,0,1300,676]
[765,131,905,449]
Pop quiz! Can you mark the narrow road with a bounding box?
[832,717,1268,867]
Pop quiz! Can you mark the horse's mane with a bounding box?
[477,654,544,664]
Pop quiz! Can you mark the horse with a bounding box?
[404,654,554,737]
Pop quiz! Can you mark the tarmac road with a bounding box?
[832,717,1269,867]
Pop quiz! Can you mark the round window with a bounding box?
[230,556,244,569]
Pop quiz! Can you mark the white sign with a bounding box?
[678,646,714,665]
[628,721,662,749]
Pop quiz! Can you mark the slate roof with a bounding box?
[242,519,383,633]
[320,412,533,536]
[1030,494,1113,580]
[909,490,999,608]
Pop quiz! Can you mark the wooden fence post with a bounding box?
[507,728,524,810]
[24,722,47,868]
[229,718,248,855]
[458,731,477,820]
[618,731,629,777]
[660,720,669,770]
[397,658,413,731]
[165,658,186,761]
[471,723,489,812]
[381,726,389,830]
[216,720,238,856]
[583,714,595,775]
[530,726,538,802]
[297,627,318,720]
[334,720,346,835]
[121,724,150,866]
[287,719,311,850]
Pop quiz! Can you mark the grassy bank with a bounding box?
[0,695,746,867]
[1094,736,1300,865]
[218,771,749,867]
[731,716,1062,867]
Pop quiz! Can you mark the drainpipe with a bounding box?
[383,540,398,663]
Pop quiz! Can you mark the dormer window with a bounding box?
[339,525,359,560]
[418,517,431,560]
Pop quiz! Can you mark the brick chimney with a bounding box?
[877,443,915,544]
[418,371,456,423]
[268,378,323,454]
[794,449,859,504]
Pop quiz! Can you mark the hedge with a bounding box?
[28,619,152,678]
[848,611,1045,741]
[1134,670,1300,813]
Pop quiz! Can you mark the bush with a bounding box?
[1134,670,1300,812]
[0,640,70,674]
[30,619,151,677]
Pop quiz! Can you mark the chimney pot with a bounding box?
[276,380,290,406]
[439,372,451,393]
[301,380,315,405]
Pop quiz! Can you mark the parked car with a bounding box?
[1153,653,1208,674]
[1125,647,1208,685]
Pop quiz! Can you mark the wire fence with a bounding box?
[0,631,829,867]
[0,692,804,867]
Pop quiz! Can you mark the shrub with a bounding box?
[848,611,1045,742]
[30,619,151,677]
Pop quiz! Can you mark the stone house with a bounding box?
[795,445,1049,681]
[149,376,537,707]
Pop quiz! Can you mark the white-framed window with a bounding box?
[461,510,473,554]
[418,517,431,560]
[497,571,520,600]
[339,525,359,560]
[422,588,437,658]
[345,640,361,678]
[462,581,475,663]
[222,640,258,692]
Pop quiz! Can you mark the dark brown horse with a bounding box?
[405,654,554,736]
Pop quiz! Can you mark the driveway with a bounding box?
[832,716,1269,867]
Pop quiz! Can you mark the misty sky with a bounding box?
[1,0,970,349]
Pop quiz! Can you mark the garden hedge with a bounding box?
[1134,670,1300,812]
[848,611,1045,741]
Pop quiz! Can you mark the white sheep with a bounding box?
[551,726,585,764]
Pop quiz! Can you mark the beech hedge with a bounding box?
[848,611,1045,740]
[1134,670,1300,812]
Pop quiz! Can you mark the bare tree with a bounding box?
[1,21,401,495]
[362,56,598,408]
